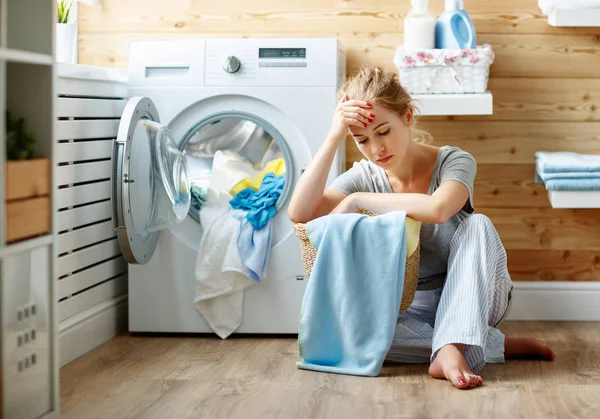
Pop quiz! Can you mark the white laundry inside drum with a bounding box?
[170,114,294,252]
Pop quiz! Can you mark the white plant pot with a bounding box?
[56,22,77,64]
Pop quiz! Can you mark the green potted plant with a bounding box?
[56,0,102,63]
[6,111,36,160]
[4,111,50,243]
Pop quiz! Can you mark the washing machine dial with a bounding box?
[223,56,241,73]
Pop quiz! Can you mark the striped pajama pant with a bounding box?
[385,214,514,373]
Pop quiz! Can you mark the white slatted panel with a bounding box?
[56,65,129,364]
[57,181,110,209]
[57,77,127,99]
[58,221,116,254]
[58,257,127,300]
[57,120,120,140]
[57,140,113,162]
[57,98,125,118]
[58,201,111,231]
[56,161,112,186]
[58,275,128,322]
[57,239,121,277]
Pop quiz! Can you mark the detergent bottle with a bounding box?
[403,0,436,51]
[435,0,477,49]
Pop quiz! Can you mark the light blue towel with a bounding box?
[535,152,600,190]
[536,151,600,174]
[236,216,273,283]
[536,151,600,181]
[544,178,600,191]
[297,211,408,377]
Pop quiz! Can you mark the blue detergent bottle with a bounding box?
[435,0,477,49]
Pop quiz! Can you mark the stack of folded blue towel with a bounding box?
[535,151,600,191]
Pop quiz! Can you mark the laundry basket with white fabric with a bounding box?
[393,44,494,94]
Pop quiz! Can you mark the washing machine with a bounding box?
[111,38,346,334]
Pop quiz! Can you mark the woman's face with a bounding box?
[348,104,412,169]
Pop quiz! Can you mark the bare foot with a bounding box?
[504,336,555,360]
[428,344,483,390]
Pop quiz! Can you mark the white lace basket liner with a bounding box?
[393,44,495,94]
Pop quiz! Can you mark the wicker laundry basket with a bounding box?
[293,210,421,313]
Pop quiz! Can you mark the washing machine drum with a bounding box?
[180,114,291,223]
[112,97,293,264]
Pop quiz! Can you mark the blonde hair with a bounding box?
[339,67,433,145]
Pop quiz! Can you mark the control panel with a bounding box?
[129,38,344,88]
[258,48,307,67]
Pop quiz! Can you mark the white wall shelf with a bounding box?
[0,235,54,259]
[548,8,600,27]
[0,48,53,66]
[547,190,600,209]
[412,92,493,116]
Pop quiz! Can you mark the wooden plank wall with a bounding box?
[78,0,600,281]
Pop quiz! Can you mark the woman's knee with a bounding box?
[451,213,506,258]
[458,214,499,239]
[462,213,493,229]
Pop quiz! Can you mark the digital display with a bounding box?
[259,48,306,59]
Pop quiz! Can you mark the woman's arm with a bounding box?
[288,96,373,223]
[287,136,348,223]
[330,180,470,224]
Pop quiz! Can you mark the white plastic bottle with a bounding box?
[404,0,436,51]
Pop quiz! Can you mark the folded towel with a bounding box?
[236,216,273,283]
[230,173,285,230]
[297,211,408,377]
[536,151,600,174]
[535,151,600,187]
[536,171,600,181]
[539,0,600,15]
[544,178,600,191]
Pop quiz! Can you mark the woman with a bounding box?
[288,67,555,389]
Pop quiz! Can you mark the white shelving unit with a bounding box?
[548,8,600,27]
[412,92,493,116]
[1,1,59,418]
[547,190,600,209]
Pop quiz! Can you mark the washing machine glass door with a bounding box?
[112,97,191,264]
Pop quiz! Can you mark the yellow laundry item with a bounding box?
[404,217,422,258]
[229,158,286,196]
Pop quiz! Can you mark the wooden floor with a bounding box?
[60,322,600,419]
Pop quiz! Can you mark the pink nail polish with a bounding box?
[458,378,466,384]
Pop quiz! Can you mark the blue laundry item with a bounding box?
[535,152,600,190]
[190,184,208,211]
[236,216,273,283]
[536,151,600,175]
[229,173,285,230]
[544,178,600,191]
[297,211,408,377]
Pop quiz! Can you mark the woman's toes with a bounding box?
[452,375,469,389]
[467,374,483,388]
[544,346,556,361]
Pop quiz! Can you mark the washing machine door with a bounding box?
[111,97,191,264]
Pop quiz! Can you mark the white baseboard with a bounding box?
[55,282,598,367]
[58,295,128,367]
[507,281,600,321]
